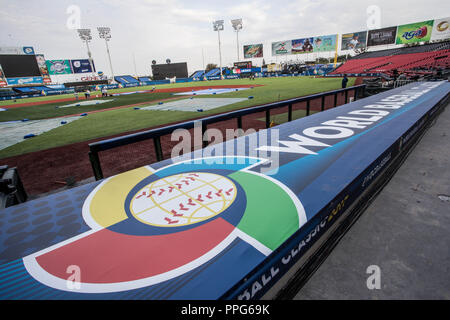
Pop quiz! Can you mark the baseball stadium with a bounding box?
[0,1,449,305]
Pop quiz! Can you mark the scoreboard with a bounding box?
[234,61,252,69]
[151,62,188,80]
[0,54,41,78]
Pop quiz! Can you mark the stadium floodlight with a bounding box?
[231,19,243,62]
[213,20,224,77]
[77,28,96,78]
[97,27,115,83]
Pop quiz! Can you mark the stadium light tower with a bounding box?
[231,19,243,62]
[97,27,115,83]
[213,20,224,78]
[77,28,96,78]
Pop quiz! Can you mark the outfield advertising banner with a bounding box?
[243,44,263,58]
[71,59,96,73]
[6,76,43,85]
[272,41,291,55]
[396,20,434,44]
[367,26,397,46]
[0,64,7,87]
[291,38,314,54]
[341,31,368,50]
[46,60,72,75]
[35,54,51,84]
[312,34,337,52]
[431,17,450,41]
[0,46,35,55]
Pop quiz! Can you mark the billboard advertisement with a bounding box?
[0,46,35,55]
[367,26,397,46]
[272,41,291,55]
[431,17,450,41]
[341,31,368,50]
[312,34,337,52]
[0,64,7,87]
[396,20,434,44]
[6,76,43,85]
[243,44,263,58]
[70,59,95,73]
[291,38,314,54]
[46,60,72,75]
[35,54,51,84]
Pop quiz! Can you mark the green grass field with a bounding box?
[0,76,353,159]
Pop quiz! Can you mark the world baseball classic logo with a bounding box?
[22,156,306,295]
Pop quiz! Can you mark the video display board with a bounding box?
[151,62,188,80]
[0,54,41,78]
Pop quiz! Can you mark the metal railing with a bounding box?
[88,84,366,180]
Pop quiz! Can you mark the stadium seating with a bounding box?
[331,41,450,76]
[0,88,17,98]
[204,68,221,77]
[114,75,140,85]
[12,87,41,94]
[138,77,152,82]
[190,70,205,78]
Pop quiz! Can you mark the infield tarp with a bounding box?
[0,81,449,300]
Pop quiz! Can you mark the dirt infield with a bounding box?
[1,88,357,196]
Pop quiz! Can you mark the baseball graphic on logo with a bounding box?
[130,172,237,227]
[23,157,306,294]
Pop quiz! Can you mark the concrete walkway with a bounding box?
[295,103,450,300]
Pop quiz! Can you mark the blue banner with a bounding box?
[6,76,43,85]
[70,59,96,73]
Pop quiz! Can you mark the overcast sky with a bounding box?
[0,0,449,77]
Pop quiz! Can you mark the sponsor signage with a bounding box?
[70,59,96,73]
[312,34,337,52]
[6,76,43,85]
[46,60,72,75]
[341,31,368,50]
[291,38,314,54]
[367,26,397,46]
[243,44,263,58]
[35,54,51,84]
[396,20,434,44]
[0,46,35,55]
[0,64,7,87]
[272,41,291,55]
[431,17,450,41]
